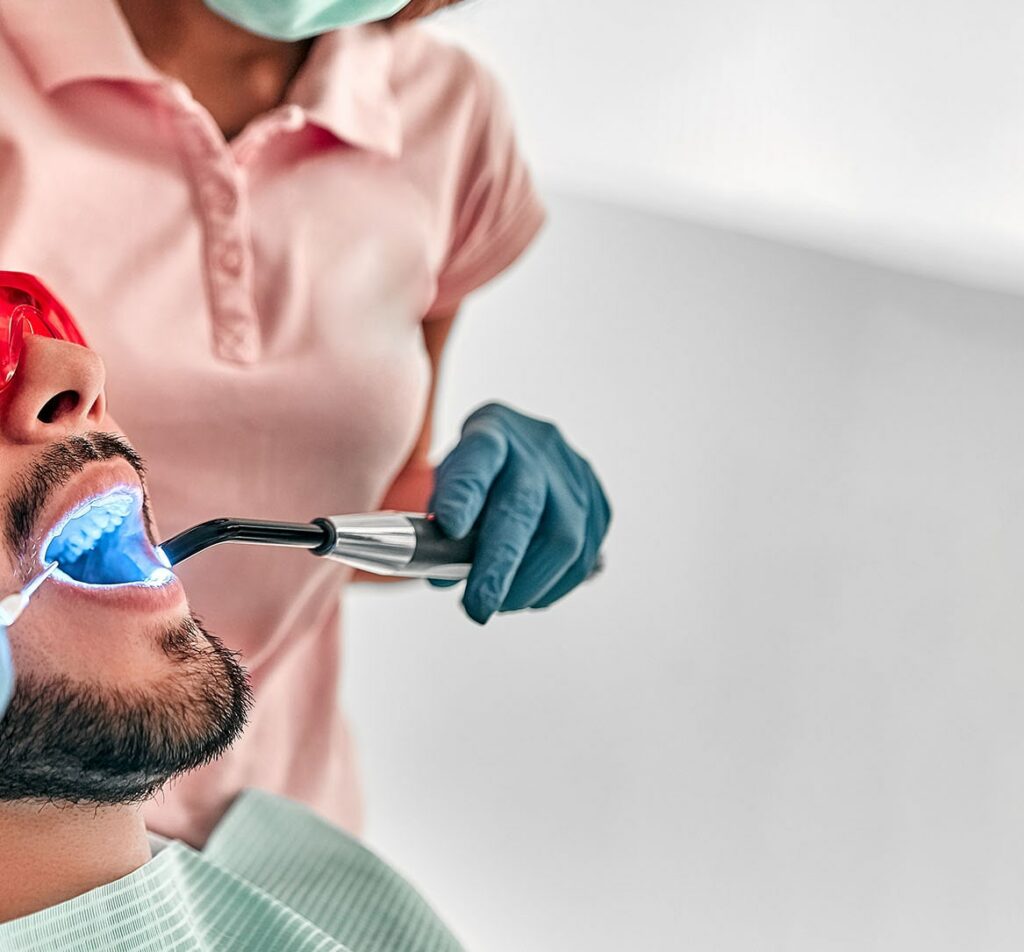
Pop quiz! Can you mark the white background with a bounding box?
[430,0,1024,295]
[347,4,1024,950]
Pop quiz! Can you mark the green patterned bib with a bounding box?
[0,790,465,952]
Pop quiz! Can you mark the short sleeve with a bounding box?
[426,65,546,317]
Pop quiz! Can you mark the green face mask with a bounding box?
[204,0,414,40]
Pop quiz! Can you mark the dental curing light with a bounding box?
[159,513,477,581]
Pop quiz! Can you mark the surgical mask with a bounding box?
[204,0,414,40]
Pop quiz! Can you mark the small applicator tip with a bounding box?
[25,561,59,596]
[0,596,24,627]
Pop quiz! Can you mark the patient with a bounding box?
[0,276,462,951]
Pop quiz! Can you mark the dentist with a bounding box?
[0,0,610,848]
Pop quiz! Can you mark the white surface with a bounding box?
[429,0,1024,293]
[346,192,1024,950]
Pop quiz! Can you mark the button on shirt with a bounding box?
[0,0,544,846]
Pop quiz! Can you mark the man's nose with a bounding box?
[0,337,107,443]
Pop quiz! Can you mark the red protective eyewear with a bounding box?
[0,272,87,389]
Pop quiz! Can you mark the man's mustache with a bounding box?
[5,433,151,568]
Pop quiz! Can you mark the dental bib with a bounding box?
[0,790,464,952]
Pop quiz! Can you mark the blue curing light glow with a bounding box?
[156,546,172,569]
[42,487,172,587]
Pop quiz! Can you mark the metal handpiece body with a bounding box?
[313,513,475,580]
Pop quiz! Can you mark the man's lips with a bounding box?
[27,459,149,571]
[21,460,187,616]
[34,462,168,582]
[38,564,186,616]
[44,487,170,586]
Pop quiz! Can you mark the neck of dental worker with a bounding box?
[116,0,313,139]
[0,800,151,923]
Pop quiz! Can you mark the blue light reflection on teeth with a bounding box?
[42,485,176,589]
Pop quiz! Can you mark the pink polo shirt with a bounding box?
[0,0,544,845]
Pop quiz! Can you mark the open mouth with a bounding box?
[43,487,173,587]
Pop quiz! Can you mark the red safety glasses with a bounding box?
[0,272,87,390]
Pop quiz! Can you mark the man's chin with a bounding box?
[0,615,252,805]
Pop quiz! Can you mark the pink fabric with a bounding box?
[0,0,544,846]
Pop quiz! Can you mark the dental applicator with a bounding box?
[158,513,476,581]
[0,561,59,626]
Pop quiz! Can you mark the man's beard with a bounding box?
[0,432,252,803]
[0,613,251,804]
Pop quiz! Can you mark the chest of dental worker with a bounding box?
[0,57,451,530]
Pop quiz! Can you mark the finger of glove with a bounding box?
[532,536,599,610]
[430,427,509,540]
[533,468,612,609]
[428,578,461,589]
[500,488,586,611]
[462,467,546,625]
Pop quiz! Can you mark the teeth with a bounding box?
[107,498,133,517]
[44,489,146,576]
[53,506,133,557]
[41,488,165,587]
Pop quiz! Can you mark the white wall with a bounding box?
[430,0,1024,294]
[346,192,1024,951]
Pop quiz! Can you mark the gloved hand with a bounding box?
[429,403,611,624]
[0,624,12,719]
